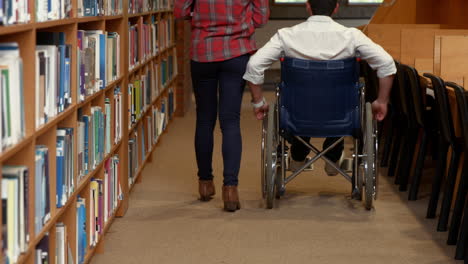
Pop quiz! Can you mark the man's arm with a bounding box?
[252,0,269,28]
[174,0,193,20]
[354,30,396,120]
[243,32,283,120]
[372,75,394,121]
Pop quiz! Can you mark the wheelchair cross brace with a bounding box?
[283,136,352,184]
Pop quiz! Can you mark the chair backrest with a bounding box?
[447,82,468,150]
[360,61,379,102]
[401,64,425,127]
[279,57,360,138]
[423,73,456,144]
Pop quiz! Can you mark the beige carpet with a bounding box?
[92,92,459,264]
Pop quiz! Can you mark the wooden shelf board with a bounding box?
[128,11,154,18]
[76,76,123,108]
[105,15,124,20]
[0,135,34,163]
[76,16,103,23]
[0,23,33,36]
[14,247,32,264]
[35,105,77,138]
[128,54,158,75]
[36,18,76,29]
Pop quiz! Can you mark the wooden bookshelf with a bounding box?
[0,0,178,262]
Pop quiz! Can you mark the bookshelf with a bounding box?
[0,0,178,262]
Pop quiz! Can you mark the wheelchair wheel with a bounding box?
[363,102,377,210]
[265,102,278,209]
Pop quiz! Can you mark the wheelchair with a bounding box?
[261,57,379,210]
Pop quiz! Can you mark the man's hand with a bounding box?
[371,100,388,121]
[254,103,269,120]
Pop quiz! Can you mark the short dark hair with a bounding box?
[307,0,338,16]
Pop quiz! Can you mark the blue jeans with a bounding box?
[191,54,250,186]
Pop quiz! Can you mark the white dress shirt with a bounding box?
[243,15,397,85]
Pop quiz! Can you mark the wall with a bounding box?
[269,0,378,19]
[369,0,468,25]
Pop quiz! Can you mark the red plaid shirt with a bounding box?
[174,0,269,62]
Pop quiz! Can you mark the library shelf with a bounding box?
[11,138,123,264]
[0,1,177,263]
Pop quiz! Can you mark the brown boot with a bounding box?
[199,180,215,201]
[222,186,241,212]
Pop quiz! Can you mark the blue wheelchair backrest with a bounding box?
[280,57,361,138]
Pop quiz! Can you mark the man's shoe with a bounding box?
[199,180,215,201]
[222,186,241,212]
[289,158,314,172]
[324,152,344,176]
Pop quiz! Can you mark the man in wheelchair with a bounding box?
[243,0,396,209]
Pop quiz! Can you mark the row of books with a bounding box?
[128,62,160,127]
[140,19,159,61]
[159,18,172,51]
[1,127,123,263]
[0,0,29,25]
[2,166,29,263]
[77,0,122,16]
[77,106,106,181]
[36,0,72,22]
[128,23,139,70]
[89,155,122,247]
[77,30,121,103]
[36,32,72,129]
[128,18,173,71]
[160,54,176,87]
[128,0,172,14]
[0,43,26,153]
[128,99,169,187]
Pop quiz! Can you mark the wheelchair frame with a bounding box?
[261,82,379,210]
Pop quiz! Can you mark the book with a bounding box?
[0,43,25,152]
[36,233,50,264]
[35,146,51,234]
[114,86,122,144]
[76,197,86,264]
[2,165,29,263]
